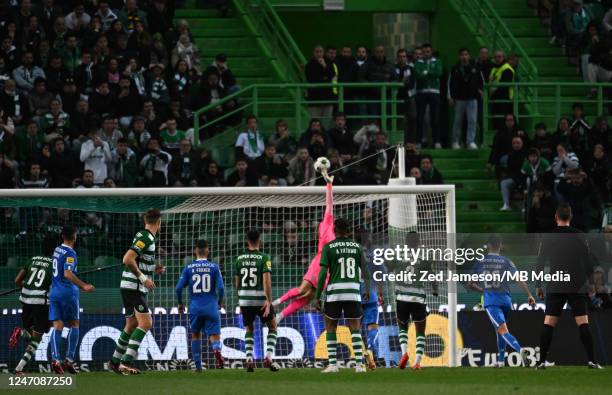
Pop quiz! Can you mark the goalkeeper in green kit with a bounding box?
[316,218,370,373]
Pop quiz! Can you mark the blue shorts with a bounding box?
[362,303,379,326]
[485,305,511,329]
[190,311,221,336]
[49,297,80,322]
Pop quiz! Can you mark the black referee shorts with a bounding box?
[22,303,50,334]
[545,292,588,317]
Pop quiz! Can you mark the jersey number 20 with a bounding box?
[192,274,211,293]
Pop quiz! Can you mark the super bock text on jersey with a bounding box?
[321,237,364,320]
[49,245,80,322]
[120,229,156,317]
[20,256,53,333]
[234,250,274,326]
[176,259,225,336]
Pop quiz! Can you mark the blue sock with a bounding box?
[367,328,378,357]
[191,340,202,370]
[502,332,521,352]
[211,340,222,352]
[51,329,63,361]
[496,333,506,363]
[66,327,79,361]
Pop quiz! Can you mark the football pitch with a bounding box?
[44,367,611,395]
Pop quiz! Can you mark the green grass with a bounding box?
[40,367,611,395]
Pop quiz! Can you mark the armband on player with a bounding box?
[138,273,147,284]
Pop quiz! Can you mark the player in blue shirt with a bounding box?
[468,235,535,367]
[49,225,95,374]
[359,232,383,371]
[176,240,225,372]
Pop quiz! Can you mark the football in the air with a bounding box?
[314,157,331,174]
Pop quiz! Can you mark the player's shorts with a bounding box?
[484,304,511,329]
[362,303,379,326]
[396,301,428,326]
[240,305,274,327]
[49,296,79,322]
[544,292,588,317]
[190,311,221,336]
[121,289,150,317]
[22,303,50,334]
[324,301,363,320]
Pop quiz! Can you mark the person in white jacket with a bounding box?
[79,131,112,185]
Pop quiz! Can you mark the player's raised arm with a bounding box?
[123,248,154,290]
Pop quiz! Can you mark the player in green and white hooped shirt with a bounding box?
[10,237,57,375]
[234,228,281,372]
[394,232,436,370]
[315,218,370,373]
[109,208,164,375]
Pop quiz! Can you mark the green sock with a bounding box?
[351,329,363,365]
[15,334,40,372]
[120,328,147,365]
[266,330,277,359]
[245,331,254,360]
[415,332,426,364]
[111,330,132,365]
[326,331,337,366]
[398,328,408,355]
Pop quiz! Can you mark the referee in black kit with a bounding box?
[534,203,603,369]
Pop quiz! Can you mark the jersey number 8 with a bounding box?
[192,273,211,293]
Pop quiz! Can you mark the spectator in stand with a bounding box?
[41,98,70,142]
[420,154,444,185]
[448,48,483,149]
[527,183,556,232]
[498,136,526,211]
[1,37,19,72]
[147,63,170,111]
[64,3,91,32]
[565,0,593,57]
[159,117,187,154]
[73,51,96,97]
[552,142,580,199]
[116,76,143,129]
[585,29,612,89]
[139,101,161,137]
[13,51,45,93]
[353,45,369,122]
[59,77,79,119]
[80,129,112,185]
[60,34,81,73]
[0,79,29,125]
[147,0,175,36]
[110,137,138,187]
[581,22,601,83]
[38,0,64,35]
[198,160,224,187]
[254,143,287,186]
[171,34,202,77]
[118,0,148,34]
[96,1,119,31]
[363,131,393,185]
[75,169,98,189]
[226,158,257,187]
[98,116,123,150]
[16,120,44,166]
[584,144,611,202]
[23,14,44,54]
[488,114,525,177]
[305,44,336,120]
[170,139,199,187]
[414,43,443,148]
[140,137,172,187]
[206,53,240,94]
[558,168,601,230]
[28,78,53,121]
[590,116,610,149]
[235,115,265,161]
[103,177,116,188]
[394,48,417,144]
[299,118,329,148]
[89,81,117,118]
[48,138,79,188]
[336,45,358,85]
[194,69,239,136]
[18,162,48,189]
[489,50,515,130]
[325,149,346,185]
[306,130,327,160]
[409,166,423,184]
[127,116,152,154]
[360,44,394,120]
[287,147,315,186]
[170,60,191,107]
[269,119,297,161]
[44,55,67,95]
[531,122,556,162]
[327,112,355,163]
[71,99,97,146]
[521,147,553,194]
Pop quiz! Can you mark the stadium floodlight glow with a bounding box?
[0,184,458,368]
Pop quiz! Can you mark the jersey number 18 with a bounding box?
[339,257,356,279]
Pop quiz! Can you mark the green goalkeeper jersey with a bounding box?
[20,256,53,305]
[320,237,364,302]
[234,249,272,307]
[394,261,427,305]
[120,229,156,294]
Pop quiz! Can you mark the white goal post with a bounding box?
[0,184,458,368]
